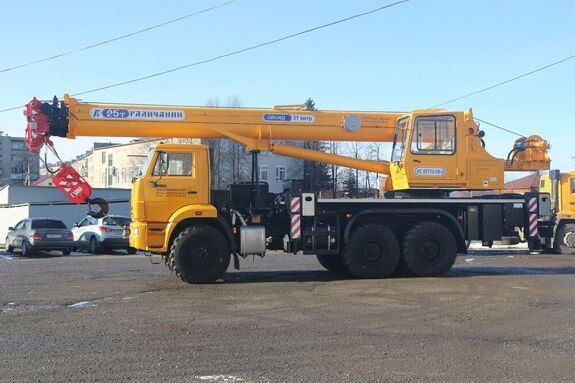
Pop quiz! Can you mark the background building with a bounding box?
[203,139,304,193]
[0,134,40,186]
[67,138,199,189]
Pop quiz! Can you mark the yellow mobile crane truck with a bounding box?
[25,95,552,283]
[539,170,575,254]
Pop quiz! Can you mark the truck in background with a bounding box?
[539,170,575,254]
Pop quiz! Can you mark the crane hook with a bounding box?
[85,197,109,219]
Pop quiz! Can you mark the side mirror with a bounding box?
[8,227,14,231]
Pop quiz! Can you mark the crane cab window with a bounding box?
[571,178,575,193]
[411,116,455,155]
[152,152,194,177]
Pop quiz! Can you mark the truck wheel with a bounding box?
[401,222,457,277]
[554,224,575,255]
[316,254,347,274]
[342,224,400,278]
[171,225,231,284]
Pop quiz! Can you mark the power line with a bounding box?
[432,53,575,108]
[0,0,408,114]
[430,53,575,137]
[0,0,238,74]
[71,0,409,96]
[474,117,524,138]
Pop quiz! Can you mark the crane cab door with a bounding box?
[142,147,209,225]
[403,115,459,189]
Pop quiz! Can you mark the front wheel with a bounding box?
[62,249,71,256]
[170,225,231,284]
[126,247,137,255]
[6,238,14,253]
[554,224,575,255]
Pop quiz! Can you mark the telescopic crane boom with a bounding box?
[26,95,550,193]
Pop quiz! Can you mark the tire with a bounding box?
[400,222,457,277]
[554,223,575,255]
[62,249,71,256]
[126,247,137,255]
[21,241,33,256]
[316,253,347,273]
[89,236,101,254]
[170,225,231,284]
[6,238,14,253]
[341,224,400,279]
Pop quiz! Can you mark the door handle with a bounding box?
[413,159,421,163]
[188,191,197,195]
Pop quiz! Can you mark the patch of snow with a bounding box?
[68,301,97,309]
[196,375,244,382]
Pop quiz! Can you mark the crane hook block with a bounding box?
[51,164,93,204]
[25,97,52,153]
[85,198,109,219]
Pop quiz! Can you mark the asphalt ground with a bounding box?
[1,247,574,382]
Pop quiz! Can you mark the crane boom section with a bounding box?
[63,95,401,143]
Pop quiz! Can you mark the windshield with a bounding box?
[391,117,409,162]
[103,217,131,227]
[31,219,67,229]
[141,148,155,176]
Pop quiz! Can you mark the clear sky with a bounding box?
[1,0,574,170]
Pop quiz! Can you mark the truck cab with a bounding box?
[540,170,575,254]
[130,144,214,253]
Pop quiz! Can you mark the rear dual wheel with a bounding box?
[342,224,400,278]
[316,253,347,273]
[399,222,457,277]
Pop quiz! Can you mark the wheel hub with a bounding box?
[190,245,211,265]
[421,239,440,260]
[364,242,383,262]
[564,231,575,248]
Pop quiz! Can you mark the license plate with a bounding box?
[47,234,61,239]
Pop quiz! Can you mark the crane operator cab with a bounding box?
[386,109,550,193]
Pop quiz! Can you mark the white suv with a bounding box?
[72,215,136,254]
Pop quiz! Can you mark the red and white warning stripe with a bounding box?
[528,197,538,238]
[290,197,301,213]
[290,214,301,239]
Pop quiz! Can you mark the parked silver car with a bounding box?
[71,215,136,254]
[5,218,74,256]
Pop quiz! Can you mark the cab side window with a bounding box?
[14,220,25,230]
[152,153,194,177]
[411,116,456,155]
[571,178,575,194]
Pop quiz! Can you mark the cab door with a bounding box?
[564,175,575,214]
[142,148,208,224]
[404,115,459,188]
